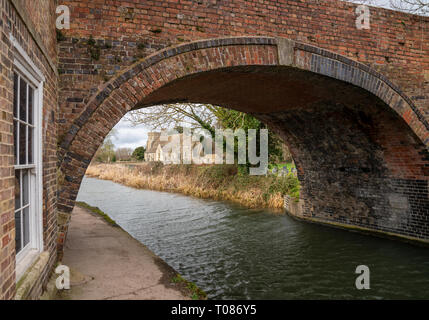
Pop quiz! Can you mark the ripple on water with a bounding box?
[77,177,429,300]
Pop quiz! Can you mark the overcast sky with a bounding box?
[111,118,149,150]
[347,0,392,8]
[110,0,419,151]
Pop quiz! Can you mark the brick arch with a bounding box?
[57,37,429,248]
[58,36,429,164]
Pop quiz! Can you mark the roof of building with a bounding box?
[146,132,214,155]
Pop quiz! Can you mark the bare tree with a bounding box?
[125,103,293,164]
[94,138,116,163]
[125,103,224,136]
[115,148,133,161]
[93,128,118,163]
[390,0,429,15]
[348,0,429,15]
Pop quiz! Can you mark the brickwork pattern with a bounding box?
[57,37,429,247]
[57,0,429,140]
[54,1,429,248]
[0,0,58,300]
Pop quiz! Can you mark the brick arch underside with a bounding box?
[58,37,429,241]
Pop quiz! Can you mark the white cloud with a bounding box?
[110,118,149,150]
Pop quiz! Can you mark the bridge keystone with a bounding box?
[276,38,296,67]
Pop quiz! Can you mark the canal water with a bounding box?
[77,177,429,299]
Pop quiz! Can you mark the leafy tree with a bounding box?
[126,104,289,164]
[132,146,146,161]
[216,109,286,165]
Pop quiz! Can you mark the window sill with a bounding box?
[16,248,41,282]
[15,251,50,300]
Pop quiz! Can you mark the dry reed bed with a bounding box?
[86,163,299,211]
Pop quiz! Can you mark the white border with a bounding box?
[10,33,44,281]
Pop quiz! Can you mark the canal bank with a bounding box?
[85,163,300,211]
[85,163,429,248]
[283,195,429,248]
[56,205,205,300]
[75,177,429,299]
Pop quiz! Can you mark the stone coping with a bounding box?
[14,251,50,300]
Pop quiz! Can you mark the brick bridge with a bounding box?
[56,0,429,249]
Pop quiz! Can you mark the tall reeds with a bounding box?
[86,163,300,212]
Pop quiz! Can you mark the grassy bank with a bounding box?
[85,162,300,211]
[171,274,207,300]
[75,201,118,226]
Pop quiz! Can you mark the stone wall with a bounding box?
[0,0,58,300]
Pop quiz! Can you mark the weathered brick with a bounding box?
[0,0,57,300]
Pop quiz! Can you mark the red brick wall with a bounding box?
[56,37,429,244]
[0,0,58,299]
[12,0,59,62]
[57,0,429,139]
[55,0,429,249]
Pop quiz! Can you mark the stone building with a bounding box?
[145,131,218,164]
[144,132,162,162]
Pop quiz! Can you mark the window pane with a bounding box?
[15,170,21,210]
[28,127,33,164]
[19,79,27,122]
[14,120,18,165]
[13,73,19,118]
[19,123,27,165]
[28,86,34,125]
[22,170,29,207]
[15,210,22,253]
[23,206,30,247]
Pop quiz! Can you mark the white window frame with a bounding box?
[10,34,45,281]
